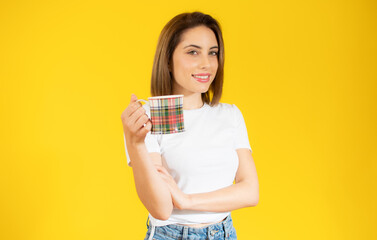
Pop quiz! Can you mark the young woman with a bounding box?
[121,12,259,240]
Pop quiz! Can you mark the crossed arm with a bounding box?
[155,148,259,212]
[129,145,259,220]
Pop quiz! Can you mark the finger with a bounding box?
[131,94,143,108]
[134,114,149,129]
[155,165,168,175]
[135,118,152,137]
[140,120,152,135]
[157,171,171,183]
[155,164,163,170]
[155,165,167,173]
[125,101,144,118]
[130,94,138,103]
[128,107,146,126]
[157,165,171,176]
[154,163,163,168]
[157,171,170,180]
[156,167,172,180]
[156,170,175,186]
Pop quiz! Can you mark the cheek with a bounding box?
[212,59,219,70]
[178,60,197,78]
[173,62,191,84]
[210,56,218,64]
[174,57,191,73]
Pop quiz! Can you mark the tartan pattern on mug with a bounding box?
[149,96,185,134]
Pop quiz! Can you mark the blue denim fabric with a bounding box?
[144,214,237,240]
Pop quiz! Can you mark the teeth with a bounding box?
[193,75,209,79]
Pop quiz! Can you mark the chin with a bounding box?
[196,85,211,93]
[198,89,210,94]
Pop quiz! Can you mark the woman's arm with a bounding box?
[157,148,259,212]
[122,94,173,220]
[127,144,173,219]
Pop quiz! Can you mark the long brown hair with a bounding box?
[151,12,224,106]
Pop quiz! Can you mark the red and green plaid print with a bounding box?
[149,97,185,134]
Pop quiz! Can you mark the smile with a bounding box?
[192,74,210,83]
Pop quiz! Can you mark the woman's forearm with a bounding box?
[185,181,259,212]
[126,140,173,220]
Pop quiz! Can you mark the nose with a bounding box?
[199,55,210,69]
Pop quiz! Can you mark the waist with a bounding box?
[177,216,227,228]
[149,211,231,227]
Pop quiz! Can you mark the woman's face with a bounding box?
[171,25,219,96]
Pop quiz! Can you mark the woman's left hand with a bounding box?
[155,165,191,210]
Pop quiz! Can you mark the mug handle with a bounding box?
[136,99,148,105]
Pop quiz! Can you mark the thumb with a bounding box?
[130,94,138,103]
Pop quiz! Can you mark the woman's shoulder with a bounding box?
[209,102,239,111]
[206,102,242,118]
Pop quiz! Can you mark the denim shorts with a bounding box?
[144,214,237,240]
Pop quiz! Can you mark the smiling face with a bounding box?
[170,25,219,97]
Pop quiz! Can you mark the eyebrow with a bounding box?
[183,44,219,50]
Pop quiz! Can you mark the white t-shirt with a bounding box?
[123,102,252,226]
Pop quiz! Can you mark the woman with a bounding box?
[121,12,259,240]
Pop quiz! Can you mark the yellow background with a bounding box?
[1,0,376,239]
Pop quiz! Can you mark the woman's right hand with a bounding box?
[121,94,152,145]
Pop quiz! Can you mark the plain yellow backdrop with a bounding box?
[1,0,376,239]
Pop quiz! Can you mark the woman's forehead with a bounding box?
[178,26,218,48]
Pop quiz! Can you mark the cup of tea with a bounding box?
[137,95,185,134]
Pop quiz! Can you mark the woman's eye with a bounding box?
[188,50,218,56]
[188,50,198,55]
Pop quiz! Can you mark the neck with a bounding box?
[179,93,204,110]
[172,82,204,110]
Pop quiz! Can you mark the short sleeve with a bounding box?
[123,104,161,167]
[232,104,252,152]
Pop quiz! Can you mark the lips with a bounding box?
[192,73,210,83]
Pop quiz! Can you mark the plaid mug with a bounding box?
[137,95,185,134]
